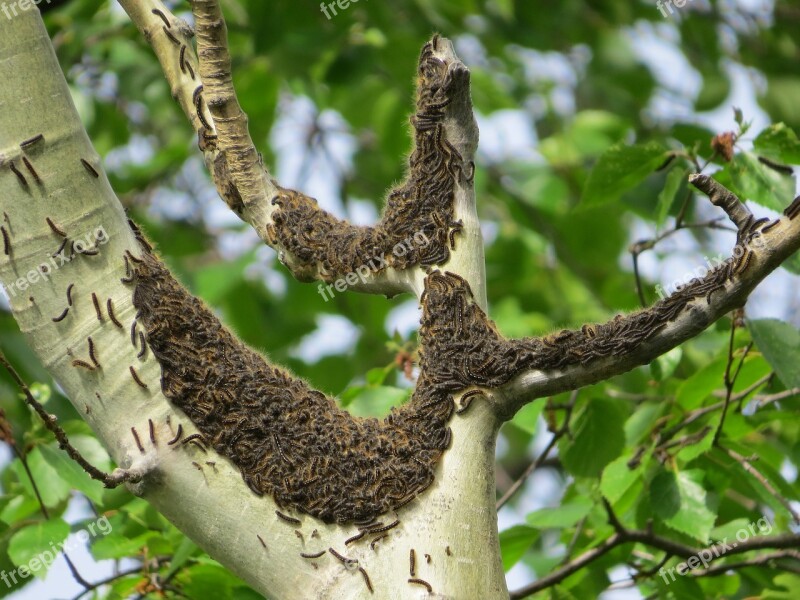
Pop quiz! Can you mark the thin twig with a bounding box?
[496,392,577,510]
[69,557,172,600]
[757,387,800,408]
[719,446,800,523]
[0,351,142,488]
[714,318,751,445]
[509,515,800,599]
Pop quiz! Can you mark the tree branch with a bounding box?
[120,1,486,302]
[509,511,800,599]
[495,180,800,417]
[0,14,508,597]
[0,351,144,488]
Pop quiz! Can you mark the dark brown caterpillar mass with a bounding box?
[132,251,459,523]
[130,223,741,523]
[266,37,468,282]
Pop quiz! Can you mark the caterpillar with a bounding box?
[9,162,28,187]
[80,159,99,178]
[46,217,66,237]
[1,226,9,256]
[20,134,44,149]
[151,8,170,28]
[163,26,180,46]
[22,157,40,183]
[129,366,148,389]
[91,293,103,322]
[131,427,145,453]
[107,298,123,328]
[167,424,184,445]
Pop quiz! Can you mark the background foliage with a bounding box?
[1,0,799,598]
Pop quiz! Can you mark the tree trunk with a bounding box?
[0,9,507,599]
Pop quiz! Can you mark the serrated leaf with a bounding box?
[600,453,643,504]
[560,398,626,478]
[8,519,70,580]
[526,497,594,529]
[580,142,669,207]
[725,152,795,212]
[753,123,800,164]
[675,427,714,463]
[499,525,538,571]
[650,469,716,542]
[748,318,800,389]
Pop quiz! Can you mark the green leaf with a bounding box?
[650,346,682,382]
[748,319,800,389]
[510,398,546,435]
[761,574,800,599]
[675,427,714,463]
[179,564,236,600]
[650,469,716,542]
[560,398,626,478]
[12,448,71,509]
[365,365,392,386]
[580,142,668,207]
[0,495,41,525]
[165,537,198,580]
[696,71,731,111]
[29,382,51,406]
[734,107,744,127]
[8,519,70,580]
[781,253,800,276]
[724,152,795,212]
[339,385,410,418]
[499,525,538,571]
[676,356,726,410]
[38,443,105,504]
[753,123,800,164]
[90,531,154,560]
[194,252,253,304]
[600,453,642,504]
[655,168,686,226]
[624,401,665,445]
[527,497,594,529]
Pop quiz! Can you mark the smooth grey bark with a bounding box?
[0,8,505,600]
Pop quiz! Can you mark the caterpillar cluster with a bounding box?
[132,251,459,523]
[129,215,755,524]
[266,36,468,283]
